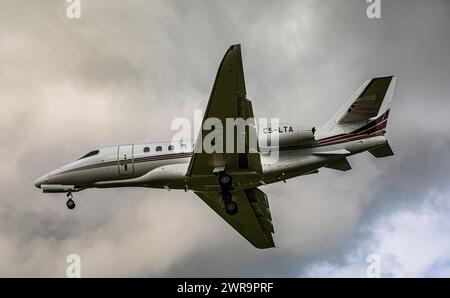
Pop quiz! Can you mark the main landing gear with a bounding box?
[66,191,76,210]
[218,173,238,216]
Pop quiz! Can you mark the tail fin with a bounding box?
[323,76,397,132]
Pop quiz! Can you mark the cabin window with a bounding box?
[180,144,187,150]
[168,145,174,151]
[79,150,99,160]
[143,147,150,153]
[156,146,162,152]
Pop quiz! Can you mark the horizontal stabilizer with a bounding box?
[369,143,394,158]
[314,149,350,155]
[325,158,352,171]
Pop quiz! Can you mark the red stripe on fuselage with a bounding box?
[318,119,387,146]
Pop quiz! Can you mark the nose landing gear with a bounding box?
[66,191,76,210]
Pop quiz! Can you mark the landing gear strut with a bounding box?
[66,191,75,210]
[218,173,238,216]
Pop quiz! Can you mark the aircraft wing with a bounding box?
[187,44,262,176]
[195,188,275,249]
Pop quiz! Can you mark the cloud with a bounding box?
[305,189,450,277]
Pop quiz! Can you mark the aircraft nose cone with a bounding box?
[34,177,42,188]
[34,175,48,188]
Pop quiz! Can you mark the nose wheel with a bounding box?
[66,192,76,210]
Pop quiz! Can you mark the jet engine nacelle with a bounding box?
[259,124,316,147]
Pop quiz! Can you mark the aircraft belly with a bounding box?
[134,163,189,189]
[188,171,263,192]
[262,153,328,184]
[345,135,387,154]
[259,135,388,184]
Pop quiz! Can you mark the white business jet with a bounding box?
[35,44,396,248]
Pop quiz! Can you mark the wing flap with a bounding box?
[195,188,275,249]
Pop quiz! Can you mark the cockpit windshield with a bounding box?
[79,150,99,160]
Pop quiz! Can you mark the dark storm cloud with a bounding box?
[0,0,449,276]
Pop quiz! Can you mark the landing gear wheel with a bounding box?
[225,200,238,216]
[66,191,75,209]
[66,199,76,210]
[219,174,232,187]
[218,173,236,215]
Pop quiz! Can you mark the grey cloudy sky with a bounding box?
[0,0,449,277]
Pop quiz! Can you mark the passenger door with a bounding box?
[118,145,134,175]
